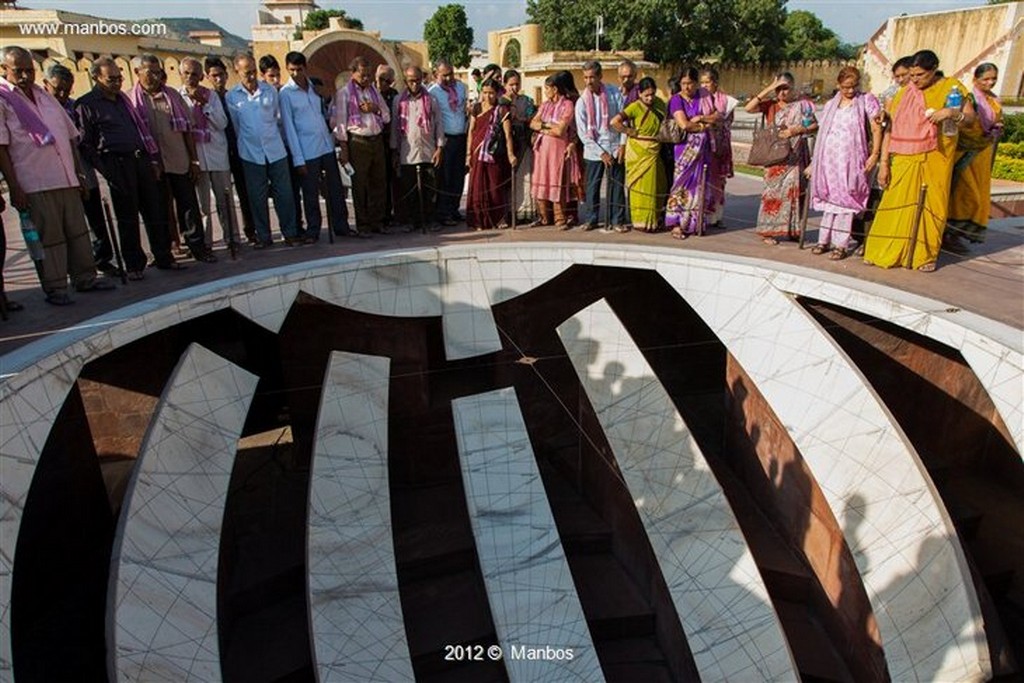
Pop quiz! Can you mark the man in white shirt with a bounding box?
[427,60,468,226]
[179,57,235,248]
[224,54,299,248]
[391,65,445,232]
[332,56,390,236]
[575,60,626,232]
[281,51,349,241]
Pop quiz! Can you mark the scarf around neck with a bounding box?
[183,85,212,143]
[582,84,609,141]
[398,89,432,135]
[130,82,191,134]
[889,85,937,155]
[440,80,460,112]
[117,91,158,156]
[346,79,383,128]
[0,80,54,147]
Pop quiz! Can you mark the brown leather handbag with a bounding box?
[747,125,792,166]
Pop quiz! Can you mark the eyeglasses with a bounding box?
[405,78,421,83]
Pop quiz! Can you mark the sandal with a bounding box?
[829,248,849,261]
[670,228,686,240]
[917,262,936,273]
[762,236,779,245]
[811,244,829,255]
[45,292,74,306]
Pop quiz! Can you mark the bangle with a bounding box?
[955,111,965,124]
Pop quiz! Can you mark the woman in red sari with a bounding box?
[466,79,516,230]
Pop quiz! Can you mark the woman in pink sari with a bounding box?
[809,67,882,260]
[529,75,576,227]
[700,68,738,230]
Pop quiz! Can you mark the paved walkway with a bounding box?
[0,173,1020,358]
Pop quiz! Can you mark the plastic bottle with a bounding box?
[942,86,963,137]
[19,211,44,261]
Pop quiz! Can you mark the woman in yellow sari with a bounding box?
[947,63,1003,252]
[610,77,666,231]
[866,50,976,271]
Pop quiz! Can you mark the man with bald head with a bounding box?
[225,53,298,247]
[0,46,113,303]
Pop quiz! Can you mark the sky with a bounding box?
[13,0,990,46]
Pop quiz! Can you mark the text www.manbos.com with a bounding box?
[17,21,168,37]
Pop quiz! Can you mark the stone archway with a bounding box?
[303,29,401,97]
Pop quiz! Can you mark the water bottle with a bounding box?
[942,86,963,137]
[19,211,44,261]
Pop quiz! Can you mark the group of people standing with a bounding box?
[745,50,1003,272]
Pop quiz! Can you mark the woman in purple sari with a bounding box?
[810,66,882,259]
[665,68,718,239]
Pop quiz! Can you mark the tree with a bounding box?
[302,8,364,32]
[781,10,844,60]
[423,4,474,68]
[524,0,787,65]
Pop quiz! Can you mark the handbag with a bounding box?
[747,125,792,166]
[487,108,509,157]
[657,112,684,145]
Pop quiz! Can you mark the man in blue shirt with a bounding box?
[427,60,468,226]
[224,54,298,248]
[575,60,627,232]
[280,51,349,241]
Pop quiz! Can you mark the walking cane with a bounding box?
[904,184,928,270]
[415,164,427,235]
[696,162,709,237]
[222,186,239,260]
[101,197,128,285]
[797,181,811,250]
[510,158,518,231]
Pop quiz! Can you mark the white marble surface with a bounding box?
[441,257,504,360]
[107,343,258,683]
[656,262,991,682]
[558,299,798,682]
[301,255,442,317]
[452,388,604,682]
[308,352,413,682]
[229,280,301,333]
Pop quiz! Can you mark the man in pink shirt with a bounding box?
[0,46,113,305]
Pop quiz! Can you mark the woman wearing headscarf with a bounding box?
[946,63,1003,252]
[744,72,818,245]
[809,66,882,260]
[866,50,975,271]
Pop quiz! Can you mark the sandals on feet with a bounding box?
[829,248,849,261]
[45,292,74,306]
[762,236,779,246]
[917,262,936,272]
[670,228,687,240]
[811,244,829,255]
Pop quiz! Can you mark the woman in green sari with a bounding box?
[611,77,666,231]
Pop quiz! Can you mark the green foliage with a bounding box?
[1000,113,1024,143]
[524,0,787,64]
[302,8,364,32]
[998,141,1024,160]
[992,157,1024,182]
[782,10,849,61]
[424,4,474,68]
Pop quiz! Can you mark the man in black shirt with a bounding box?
[76,56,178,278]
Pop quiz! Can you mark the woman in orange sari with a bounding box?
[946,63,1003,253]
[866,50,976,271]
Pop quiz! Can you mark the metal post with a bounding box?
[416,164,427,235]
[222,186,239,260]
[797,179,811,249]
[320,167,334,244]
[101,198,128,285]
[904,183,928,269]
[696,162,708,236]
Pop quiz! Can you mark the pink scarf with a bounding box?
[582,84,609,141]
[889,85,937,155]
[397,89,432,135]
[130,82,191,134]
[440,81,459,112]
[973,86,999,137]
[0,81,54,147]
[346,79,384,128]
[185,85,212,144]
[119,92,159,156]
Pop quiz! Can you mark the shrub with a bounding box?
[996,141,1024,160]
[1000,113,1024,144]
[992,156,1024,182]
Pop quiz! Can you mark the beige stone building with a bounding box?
[0,5,239,95]
[862,3,1023,98]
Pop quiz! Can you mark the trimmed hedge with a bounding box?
[1000,113,1024,144]
[997,141,1024,160]
[992,157,1024,183]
